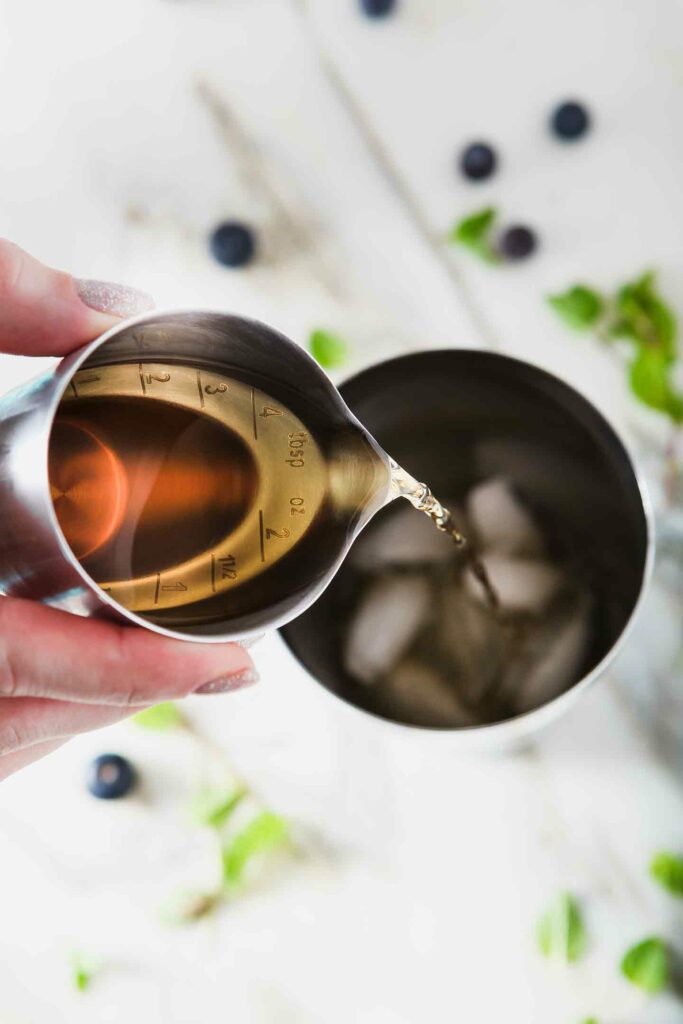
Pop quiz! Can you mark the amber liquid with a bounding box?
[50,397,258,584]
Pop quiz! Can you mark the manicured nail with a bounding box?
[193,668,259,695]
[76,278,154,318]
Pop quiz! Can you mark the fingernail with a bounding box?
[76,278,155,318]
[193,668,260,695]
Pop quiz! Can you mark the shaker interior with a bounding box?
[280,351,650,730]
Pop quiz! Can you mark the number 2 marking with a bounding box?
[144,372,171,384]
[266,527,291,540]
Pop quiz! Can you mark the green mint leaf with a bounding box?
[621,936,668,994]
[612,270,677,359]
[308,329,348,370]
[69,951,101,993]
[222,811,289,888]
[160,888,222,926]
[449,207,499,263]
[74,968,90,993]
[537,892,586,963]
[629,346,683,421]
[189,786,246,830]
[548,285,604,330]
[133,702,184,731]
[580,1019,599,1024]
[650,851,683,896]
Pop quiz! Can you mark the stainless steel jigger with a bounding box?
[0,310,385,643]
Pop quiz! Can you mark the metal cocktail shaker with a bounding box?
[280,350,653,748]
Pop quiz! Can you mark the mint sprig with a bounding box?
[69,951,101,993]
[223,811,289,889]
[548,270,683,424]
[133,702,185,731]
[449,207,499,263]
[537,892,586,963]
[650,851,683,897]
[612,272,676,358]
[621,936,669,994]
[139,705,294,926]
[548,285,604,331]
[189,785,246,830]
[308,329,349,370]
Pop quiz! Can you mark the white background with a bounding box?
[0,1,682,1021]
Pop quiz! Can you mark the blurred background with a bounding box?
[1,0,683,1021]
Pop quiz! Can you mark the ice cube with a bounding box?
[343,574,432,685]
[435,582,505,705]
[466,477,544,557]
[466,553,563,614]
[348,501,465,572]
[505,595,592,714]
[376,657,478,728]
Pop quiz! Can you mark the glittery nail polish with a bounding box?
[76,278,154,319]
[193,668,260,695]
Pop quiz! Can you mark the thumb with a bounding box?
[0,239,153,356]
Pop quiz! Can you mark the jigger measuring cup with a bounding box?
[0,310,392,642]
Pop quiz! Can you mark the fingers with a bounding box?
[0,597,258,706]
[0,738,68,782]
[0,697,135,756]
[0,239,153,356]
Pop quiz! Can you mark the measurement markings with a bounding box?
[196,369,205,409]
[251,387,258,440]
[258,509,265,563]
[211,553,216,593]
[154,573,160,605]
[138,363,147,395]
[69,380,78,398]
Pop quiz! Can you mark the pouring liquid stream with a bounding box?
[388,459,501,613]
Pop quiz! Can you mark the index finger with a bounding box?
[0,239,153,356]
[0,597,257,705]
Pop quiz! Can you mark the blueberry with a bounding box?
[359,0,397,16]
[460,142,497,182]
[87,754,137,800]
[499,225,537,261]
[550,101,590,141]
[209,222,256,268]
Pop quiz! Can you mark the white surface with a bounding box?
[0,1,682,1021]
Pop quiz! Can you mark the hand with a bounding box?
[0,241,258,781]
